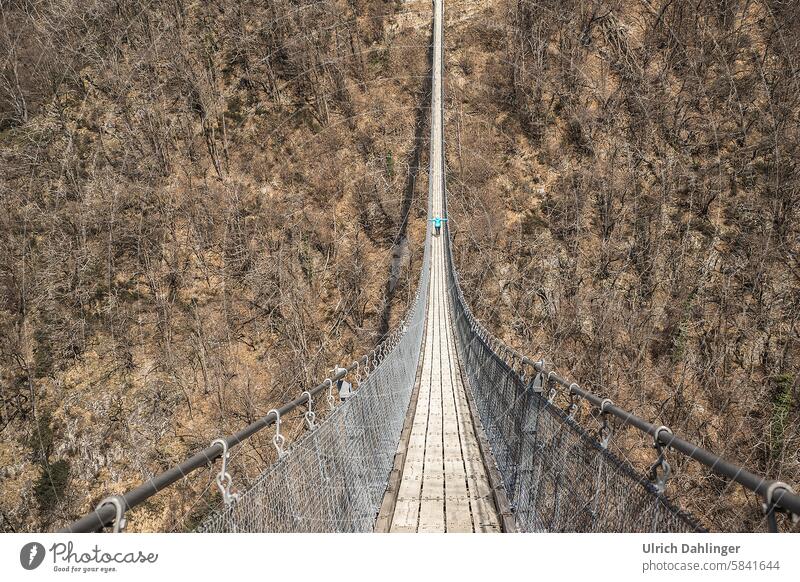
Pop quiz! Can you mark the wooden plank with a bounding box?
[390,499,420,533]
[418,498,445,532]
[445,497,474,532]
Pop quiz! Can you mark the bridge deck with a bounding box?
[384,0,500,533]
[387,232,501,533]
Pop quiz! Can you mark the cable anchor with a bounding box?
[268,409,288,460]
[95,495,127,533]
[210,438,239,506]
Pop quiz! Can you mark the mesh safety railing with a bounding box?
[195,272,427,532]
[430,0,796,533]
[440,212,703,533]
[63,221,432,534]
[195,223,432,532]
[441,205,799,532]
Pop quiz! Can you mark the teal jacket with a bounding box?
[431,217,448,228]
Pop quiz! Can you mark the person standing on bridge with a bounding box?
[431,215,447,236]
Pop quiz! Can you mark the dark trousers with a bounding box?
[435,225,441,236]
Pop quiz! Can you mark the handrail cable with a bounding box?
[61,357,364,533]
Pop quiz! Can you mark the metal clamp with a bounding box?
[268,409,288,460]
[648,426,673,494]
[546,370,557,395]
[211,438,239,506]
[530,370,544,393]
[567,403,578,420]
[302,391,317,431]
[763,481,799,532]
[565,387,580,419]
[653,425,673,448]
[599,398,614,414]
[324,378,335,410]
[95,495,127,533]
[597,399,614,449]
[598,417,612,449]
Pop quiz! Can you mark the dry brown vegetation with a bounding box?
[0,0,432,532]
[445,0,799,531]
[2,0,798,534]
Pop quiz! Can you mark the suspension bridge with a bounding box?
[62,0,799,534]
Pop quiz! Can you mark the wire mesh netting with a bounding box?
[198,264,430,531]
[196,340,418,532]
[195,161,434,534]
[442,223,703,533]
[197,239,430,531]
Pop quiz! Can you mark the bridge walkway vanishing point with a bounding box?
[378,0,501,533]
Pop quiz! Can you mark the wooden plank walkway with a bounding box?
[384,0,501,533]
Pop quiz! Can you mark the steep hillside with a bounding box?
[3,0,797,534]
[444,0,799,531]
[0,0,431,532]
